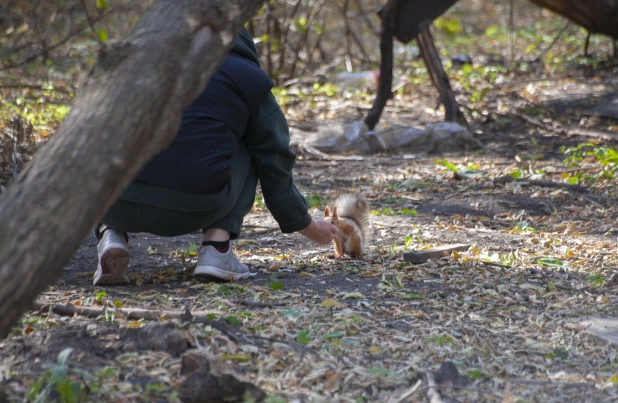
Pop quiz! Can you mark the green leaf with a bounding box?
[27,372,47,400]
[223,315,243,327]
[220,354,251,361]
[404,235,413,248]
[96,28,108,42]
[537,257,564,267]
[437,159,460,173]
[96,0,110,10]
[369,366,390,377]
[95,291,107,303]
[461,63,473,75]
[342,292,365,299]
[401,292,423,300]
[587,273,605,285]
[428,334,457,346]
[296,330,310,345]
[322,330,345,340]
[321,298,344,308]
[268,281,285,291]
[305,192,323,208]
[509,169,523,179]
[57,348,74,366]
[466,369,489,380]
[400,207,418,216]
[264,396,287,403]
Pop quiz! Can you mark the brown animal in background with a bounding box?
[324,193,370,258]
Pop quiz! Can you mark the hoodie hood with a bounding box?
[230,28,261,67]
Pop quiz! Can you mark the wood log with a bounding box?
[403,244,471,263]
[0,0,265,339]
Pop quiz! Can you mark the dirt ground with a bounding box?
[3,77,618,401]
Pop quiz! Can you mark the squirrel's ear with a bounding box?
[332,205,339,220]
[324,207,330,217]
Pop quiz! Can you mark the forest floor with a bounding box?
[3,76,618,402]
[2,1,618,402]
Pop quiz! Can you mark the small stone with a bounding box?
[574,316,618,347]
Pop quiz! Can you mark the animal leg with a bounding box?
[350,233,364,258]
[333,239,344,257]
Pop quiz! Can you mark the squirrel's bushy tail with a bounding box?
[333,192,371,242]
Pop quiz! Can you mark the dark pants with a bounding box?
[100,141,257,239]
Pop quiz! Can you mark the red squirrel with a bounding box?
[324,193,370,258]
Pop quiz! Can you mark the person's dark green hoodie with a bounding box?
[123,29,311,234]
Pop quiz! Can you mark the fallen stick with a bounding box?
[388,379,423,403]
[403,244,470,264]
[509,378,595,389]
[493,175,588,193]
[33,301,217,321]
[423,368,445,403]
[512,111,618,141]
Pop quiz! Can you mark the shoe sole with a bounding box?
[194,265,250,281]
[93,247,130,286]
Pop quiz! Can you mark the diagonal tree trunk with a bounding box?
[0,0,265,338]
[529,0,618,38]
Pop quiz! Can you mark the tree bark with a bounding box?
[0,0,265,339]
[417,27,467,126]
[528,0,618,38]
[364,0,401,131]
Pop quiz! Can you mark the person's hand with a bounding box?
[299,218,338,245]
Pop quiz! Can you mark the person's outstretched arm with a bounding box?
[244,93,337,243]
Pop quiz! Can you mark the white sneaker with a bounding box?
[194,245,250,281]
[93,227,130,286]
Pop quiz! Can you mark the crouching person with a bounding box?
[93,29,338,286]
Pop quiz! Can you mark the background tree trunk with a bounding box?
[528,0,618,38]
[417,28,467,126]
[364,0,400,131]
[0,0,264,338]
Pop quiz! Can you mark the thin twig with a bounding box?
[1,8,115,70]
[277,0,303,74]
[423,368,445,403]
[79,0,99,42]
[354,0,380,37]
[388,379,423,403]
[288,0,327,79]
[508,0,514,65]
[537,21,570,68]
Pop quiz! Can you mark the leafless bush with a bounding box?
[0,0,152,71]
[247,0,383,83]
